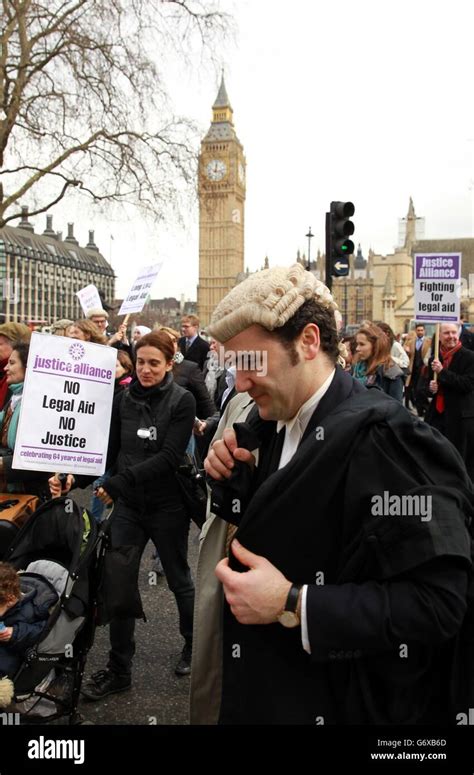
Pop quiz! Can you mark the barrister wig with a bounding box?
[207,263,338,344]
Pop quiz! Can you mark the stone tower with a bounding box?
[197,75,246,326]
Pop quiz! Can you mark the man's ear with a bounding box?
[300,323,320,358]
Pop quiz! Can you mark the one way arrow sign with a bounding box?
[332,258,350,277]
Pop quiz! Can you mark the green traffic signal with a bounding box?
[330,202,355,259]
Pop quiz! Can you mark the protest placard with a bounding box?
[414,253,462,323]
[118,263,163,315]
[76,284,103,315]
[13,333,116,476]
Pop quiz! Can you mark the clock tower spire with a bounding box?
[197,75,246,326]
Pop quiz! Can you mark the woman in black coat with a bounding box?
[51,331,196,699]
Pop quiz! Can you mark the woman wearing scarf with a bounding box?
[426,322,474,479]
[352,323,404,402]
[0,343,50,499]
[0,324,31,411]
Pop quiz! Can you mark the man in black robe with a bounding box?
[201,263,473,725]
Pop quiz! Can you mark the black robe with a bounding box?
[212,367,473,724]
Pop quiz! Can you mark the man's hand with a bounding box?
[193,420,207,436]
[0,627,13,642]
[431,359,443,374]
[108,324,128,346]
[48,474,74,498]
[215,540,291,624]
[204,428,256,481]
[95,486,113,506]
[429,380,438,394]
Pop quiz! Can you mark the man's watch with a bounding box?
[277,583,302,628]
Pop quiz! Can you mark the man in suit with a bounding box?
[426,322,474,479]
[197,263,472,725]
[178,315,209,371]
[404,324,431,416]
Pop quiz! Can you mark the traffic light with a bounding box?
[328,201,355,279]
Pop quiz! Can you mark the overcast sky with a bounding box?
[49,0,474,301]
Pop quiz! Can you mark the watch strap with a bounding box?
[285,583,302,614]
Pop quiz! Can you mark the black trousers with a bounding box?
[107,498,195,677]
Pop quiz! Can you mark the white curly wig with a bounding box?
[208,263,338,343]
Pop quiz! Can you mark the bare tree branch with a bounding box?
[0,0,233,226]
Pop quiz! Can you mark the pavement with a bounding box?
[65,486,200,726]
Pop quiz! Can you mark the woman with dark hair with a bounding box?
[352,323,404,402]
[50,331,196,697]
[0,343,50,499]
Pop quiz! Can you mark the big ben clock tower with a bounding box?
[198,75,246,326]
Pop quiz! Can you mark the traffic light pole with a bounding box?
[325,211,332,292]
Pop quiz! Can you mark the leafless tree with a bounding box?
[0,0,231,227]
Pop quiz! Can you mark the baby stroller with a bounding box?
[0,495,105,725]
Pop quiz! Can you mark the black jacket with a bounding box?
[425,346,474,479]
[173,359,216,418]
[178,335,210,371]
[103,373,195,510]
[460,327,474,351]
[212,367,472,724]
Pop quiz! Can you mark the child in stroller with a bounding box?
[0,561,58,678]
[0,496,100,723]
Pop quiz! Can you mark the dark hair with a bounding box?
[11,341,30,370]
[0,562,20,603]
[272,299,340,365]
[116,349,134,376]
[342,335,357,357]
[136,332,175,362]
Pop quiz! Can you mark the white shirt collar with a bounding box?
[225,366,236,389]
[276,369,335,469]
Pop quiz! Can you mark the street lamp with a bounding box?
[305,227,314,271]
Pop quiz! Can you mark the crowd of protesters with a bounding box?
[1,289,474,724]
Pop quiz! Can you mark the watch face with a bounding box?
[206,159,227,181]
[238,162,245,184]
[278,610,299,628]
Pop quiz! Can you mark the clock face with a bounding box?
[206,159,227,181]
[238,162,245,184]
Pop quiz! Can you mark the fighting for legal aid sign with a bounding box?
[13,332,116,476]
[414,253,462,323]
